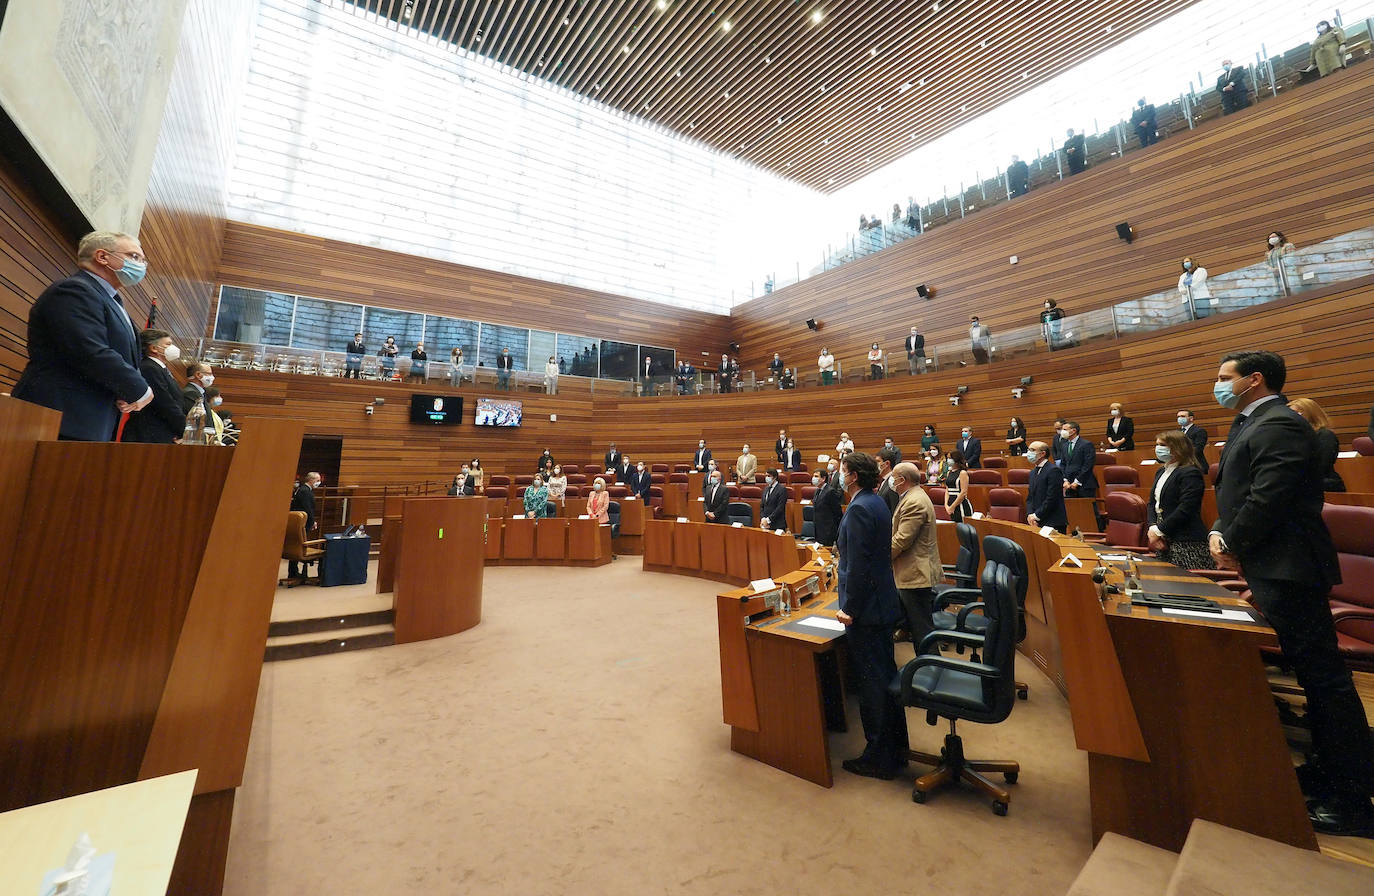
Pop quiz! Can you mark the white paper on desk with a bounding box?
[970,511,984,519]
[750,577,776,592]
[796,615,846,632]
[800,499,812,505]
[697,496,705,501]
[1098,553,1129,561]
[578,514,591,520]
[1338,450,1359,458]
[676,517,689,523]
[1038,525,1056,537]
[1164,607,1254,622]
[1060,553,1083,568]
[1140,459,1157,465]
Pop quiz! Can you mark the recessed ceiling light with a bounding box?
[910,132,917,139]
[870,47,878,56]
[723,91,730,98]
[899,82,912,92]
[1104,24,1113,33]
[676,69,683,77]
[876,105,883,112]
[623,44,631,53]
[822,137,830,144]
[980,40,987,49]
[918,78,926,87]
[827,177,835,185]
[644,103,651,110]
[593,83,601,90]
[1022,71,1030,79]
[688,122,696,128]
[777,116,784,124]
[818,84,826,92]
[656,0,667,9]
[562,17,570,25]
[722,21,732,32]
[764,56,771,63]
[932,2,940,11]
[865,157,872,164]
[961,104,968,111]
[811,10,823,24]
[785,161,793,168]
[740,142,747,148]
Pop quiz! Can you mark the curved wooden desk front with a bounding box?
[642,518,808,585]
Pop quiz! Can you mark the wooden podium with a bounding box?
[392,497,485,644]
[0,395,304,895]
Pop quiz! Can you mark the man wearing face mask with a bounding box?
[956,427,982,469]
[890,462,942,646]
[692,439,713,473]
[969,316,991,364]
[735,444,757,485]
[288,472,323,581]
[1130,98,1158,147]
[123,329,188,444]
[13,231,154,440]
[449,466,476,496]
[1177,408,1210,474]
[1059,421,1097,497]
[1208,350,1374,836]
[1024,441,1067,532]
[182,361,215,414]
[201,387,227,445]
[628,462,653,502]
[759,469,788,532]
[875,448,901,513]
[703,470,729,523]
[1216,59,1249,115]
[811,465,843,547]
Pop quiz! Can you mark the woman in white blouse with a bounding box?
[835,432,855,457]
[1177,256,1210,313]
[546,465,568,510]
[867,343,885,380]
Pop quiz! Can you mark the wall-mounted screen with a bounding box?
[409,394,464,425]
[474,397,523,427]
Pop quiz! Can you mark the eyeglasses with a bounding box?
[107,249,147,263]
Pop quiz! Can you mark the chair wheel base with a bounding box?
[906,733,1019,815]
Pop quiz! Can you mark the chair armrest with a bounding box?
[1331,607,1374,625]
[1078,531,1107,543]
[934,587,980,610]
[898,653,998,702]
[304,538,327,548]
[955,601,987,629]
[945,570,976,585]
[915,629,984,654]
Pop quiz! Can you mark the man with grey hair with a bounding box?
[13,231,153,440]
[890,462,942,646]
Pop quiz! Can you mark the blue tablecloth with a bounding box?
[322,534,370,587]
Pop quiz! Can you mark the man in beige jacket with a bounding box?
[891,462,943,646]
[736,443,758,484]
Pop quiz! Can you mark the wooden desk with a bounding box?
[484,517,503,560]
[535,518,568,559]
[0,770,197,896]
[1048,559,1315,853]
[567,518,613,565]
[673,520,702,573]
[504,517,535,559]
[643,518,676,572]
[699,522,729,577]
[614,497,647,555]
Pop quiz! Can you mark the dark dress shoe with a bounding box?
[842,757,898,780]
[1308,799,1374,838]
[1294,763,1334,801]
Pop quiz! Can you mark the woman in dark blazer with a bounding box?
[1146,430,1212,569]
[1106,402,1135,450]
[1288,397,1346,492]
[1005,416,1028,456]
[123,329,187,444]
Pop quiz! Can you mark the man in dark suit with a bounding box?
[1059,421,1098,497]
[628,462,653,501]
[881,436,903,464]
[288,472,322,581]
[774,429,788,464]
[717,354,732,393]
[904,327,926,375]
[615,455,635,486]
[13,231,153,440]
[835,451,908,779]
[692,440,712,472]
[1062,128,1087,175]
[1024,441,1068,532]
[956,427,982,469]
[1178,409,1210,474]
[780,439,802,472]
[181,361,214,414]
[496,347,514,390]
[641,354,654,395]
[1216,60,1249,115]
[604,443,621,471]
[875,448,900,513]
[703,470,729,523]
[811,468,843,547]
[1007,154,1030,197]
[1131,98,1158,147]
[759,469,788,531]
[1208,351,1374,835]
[344,333,366,378]
[448,467,477,496]
[769,353,784,386]
[124,329,189,444]
[1051,417,1069,469]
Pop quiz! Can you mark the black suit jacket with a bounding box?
[836,490,903,626]
[1106,415,1135,450]
[1214,398,1339,585]
[1130,104,1157,132]
[693,448,712,470]
[774,437,787,463]
[629,470,652,499]
[1148,465,1209,542]
[181,382,206,415]
[1062,133,1087,170]
[956,437,982,468]
[759,481,787,530]
[605,450,621,470]
[13,271,149,441]
[782,448,801,471]
[1007,160,1030,194]
[497,354,513,371]
[1216,67,1249,100]
[448,477,477,496]
[812,481,843,546]
[703,481,729,522]
[1061,439,1098,495]
[290,483,317,531]
[1183,424,1210,473]
[123,359,185,444]
[615,463,634,484]
[1026,462,1068,531]
[876,477,900,514]
[345,340,366,356]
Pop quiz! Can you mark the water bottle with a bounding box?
[182,398,206,445]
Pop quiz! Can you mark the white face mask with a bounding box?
[1269,236,1280,247]
[211,397,223,407]
[201,373,214,386]
[710,477,720,486]
[1062,430,1074,440]
[1111,409,1120,417]
[163,344,181,362]
[812,476,821,486]
[1027,452,1041,464]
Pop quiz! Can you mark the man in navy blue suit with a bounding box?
[835,451,909,779]
[1024,441,1068,532]
[1059,421,1098,497]
[13,232,153,440]
[759,469,788,531]
[956,426,982,469]
[628,462,653,501]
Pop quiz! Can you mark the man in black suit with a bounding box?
[1051,417,1069,469]
[1062,128,1087,175]
[717,354,732,393]
[1131,98,1158,147]
[615,455,635,486]
[1024,441,1068,532]
[703,470,729,523]
[692,440,712,472]
[759,469,787,531]
[628,462,653,501]
[956,427,982,469]
[875,448,900,513]
[642,354,654,396]
[904,327,926,375]
[288,472,322,580]
[1059,421,1098,497]
[344,333,366,378]
[811,468,843,547]
[449,466,477,496]
[181,361,214,414]
[13,231,153,440]
[496,347,514,390]
[769,353,784,386]
[1007,154,1030,197]
[1208,350,1374,836]
[1216,60,1249,115]
[604,443,621,472]
[124,329,189,444]
[881,436,903,464]
[1177,409,1210,474]
[774,429,788,464]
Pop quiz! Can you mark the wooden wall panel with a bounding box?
[214,221,734,362]
[730,63,1374,378]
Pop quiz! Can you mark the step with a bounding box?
[268,609,394,638]
[264,623,395,662]
[1166,818,1374,896]
[1066,832,1178,896]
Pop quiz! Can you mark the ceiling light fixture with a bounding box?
[722,21,732,32]
[402,0,414,20]
[899,82,912,92]
[870,47,878,56]
[811,10,823,24]
[657,0,667,9]
[623,44,631,53]
[827,177,835,185]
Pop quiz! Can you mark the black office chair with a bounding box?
[933,522,979,598]
[607,501,621,539]
[931,536,1031,700]
[800,504,816,540]
[726,501,754,527]
[892,534,1022,815]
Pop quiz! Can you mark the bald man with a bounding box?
[890,462,942,646]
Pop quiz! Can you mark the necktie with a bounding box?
[1227,413,1248,441]
[111,294,135,335]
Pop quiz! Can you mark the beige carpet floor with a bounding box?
[224,562,1093,895]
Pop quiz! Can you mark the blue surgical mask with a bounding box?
[1177,417,1189,427]
[1213,378,1253,409]
[1154,446,1173,463]
[1183,261,1193,270]
[1027,451,1040,465]
[113,255,147,287]
[837,470,847,491]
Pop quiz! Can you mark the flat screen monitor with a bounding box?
[475,397,523,427]
[409,394,464,425]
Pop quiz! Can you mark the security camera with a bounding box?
[949,395,960,406]
[1012,387,1025,399]
[373,397,386,406]
[365,405,374,416]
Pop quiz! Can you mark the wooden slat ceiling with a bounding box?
[341,0,1203,192]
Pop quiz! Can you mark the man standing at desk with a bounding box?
[1208,350,1374,837]
[835,451,908,779]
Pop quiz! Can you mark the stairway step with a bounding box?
[1166,818,1374,896]
[1067,832,1178,896]
[268,609,394,638]
[264,624,395,662]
